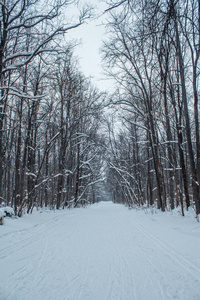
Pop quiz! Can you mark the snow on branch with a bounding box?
[8,13,57,30]
[26,172,37,178]
[0,86,47,100]
[72,178,105,205]
[2,24,82,73]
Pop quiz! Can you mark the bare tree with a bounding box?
[103,0,200,216]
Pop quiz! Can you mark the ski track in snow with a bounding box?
[0,201,200,300]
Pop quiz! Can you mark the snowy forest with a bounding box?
[0,0,200,219]
[1,1,200,299]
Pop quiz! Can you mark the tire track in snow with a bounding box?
[28,239,48,297]
[129,216,200,299]
[111,218,168,300]
[129,216,200,281]
[108,220,137,300]
[0,215,62,258]
[0,212,76,260]
[1,213,77,300]
[1,202,200,300]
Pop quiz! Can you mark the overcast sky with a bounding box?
[66,1,115,92]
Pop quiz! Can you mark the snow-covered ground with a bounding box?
[1,201,200,300]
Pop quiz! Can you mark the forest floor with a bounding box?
[1,201,200,300]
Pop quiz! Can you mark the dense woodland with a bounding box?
[0,0,200,218]
[0,0,107,216]
[104,0,200,218]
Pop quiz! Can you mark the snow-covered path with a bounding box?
[1,201,200,300]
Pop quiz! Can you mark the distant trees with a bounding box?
[2,0,200,218]
[49,53,105,210]
[0,0,105,215]
[103,0,200,217]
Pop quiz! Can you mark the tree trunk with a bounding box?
[174,15,200,214]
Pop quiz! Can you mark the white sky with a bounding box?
[66,1,115,92]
